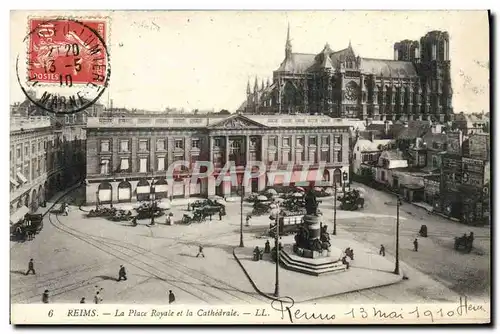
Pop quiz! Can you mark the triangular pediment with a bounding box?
[209,114,267,129]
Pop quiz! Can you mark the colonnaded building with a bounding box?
[84,114,352,204]
[240,27,453,122]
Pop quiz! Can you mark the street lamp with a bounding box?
[239,184,244,248]
[270,201,280,297]
[333,183,337,235]
[150,182,156,226]
[95,190,99,210]
[394,196,402,275]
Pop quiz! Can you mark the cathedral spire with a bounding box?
[261,79,265,91]
[246,79,251,95]
[285,23,292,59]
[254,76,258,93]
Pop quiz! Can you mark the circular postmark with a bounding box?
[16,17,111,114]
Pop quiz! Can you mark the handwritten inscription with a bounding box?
[270,296,487,323]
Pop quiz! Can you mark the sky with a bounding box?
[10,10,489,113]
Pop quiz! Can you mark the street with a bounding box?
[10,183,490,305]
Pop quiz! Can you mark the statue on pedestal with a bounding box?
[304,189,319,216]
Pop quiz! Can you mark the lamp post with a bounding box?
[394,196,402,275]
[333,184,337,235]
[150,182,156,226]
[95,190,99,210]
[239,184,244,248]
[271,202,280,297]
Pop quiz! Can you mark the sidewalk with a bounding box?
[233,235,403,303]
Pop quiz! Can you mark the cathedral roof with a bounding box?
[359,58,417,77]
[276,53,317,73]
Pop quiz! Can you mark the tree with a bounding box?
[219,109,230,115]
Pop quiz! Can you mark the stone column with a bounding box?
[291,134,296,164]
[245,135,250,165]
[225,135,229,165]
[131,137,138,173]
[330,133,334,164]
[209,136,214,163]
[150,136,156,174]
[261,135,268,162]
[111,181,118,203]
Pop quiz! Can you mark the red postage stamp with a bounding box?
[27,18,108,86]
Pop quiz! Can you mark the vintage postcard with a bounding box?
[9,10,491,325]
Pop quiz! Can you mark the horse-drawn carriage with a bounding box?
[108,210,134,222]
[11,214,43,241]
[338,189,365,211]
[135,202,166,220]
[252,201,272,216]
[419,224,428,237]
[87,206,117,218]
[454,232,474,253]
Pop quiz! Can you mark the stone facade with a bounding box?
[85,114,351,205]
[241,28,453,122]
[10,116,86,217]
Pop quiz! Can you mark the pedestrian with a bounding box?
[118,265,127,281]
[94,291,102,304]
[246,215,250,227]
[264,240,271,253]
[80,297,86,304]
[379,244,385,257]
[219,210,222,221]
[413,238,419,252]
[25,258,35,275]
[42,290,49,304]
[168,290,175,304]
[196,245,205,258]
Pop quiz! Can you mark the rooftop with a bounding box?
[10,116,52,132]
[86,114,358,129]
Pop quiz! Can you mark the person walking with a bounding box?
[413,238,419,252]
[379,244,386,257]
[118,265,127,281]
[168,290,175,304]
[25,258,36,275]
[80,297,86,304]
[42,290,49,304]
[196,245,205,258]
[94,291,102,304]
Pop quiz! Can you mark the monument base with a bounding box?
[280,244,347,276]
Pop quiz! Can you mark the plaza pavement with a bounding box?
[10,185,483,305]
[233,234,403,303]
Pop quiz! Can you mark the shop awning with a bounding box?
[10,177,19,187]
[16,172,28,184]
[10,206,29,225]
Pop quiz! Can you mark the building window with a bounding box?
[120,158,130,171]
[336,150,342,162]
[24,145,29,157]
[139,158,148,173]
[296,137,304,147]
[418,155,426,166]
[381,170,386,181]
[100,159,110,174]
[214,138,221,147]
[250,137,257,148]
[157,157,165,171]
[120,140,130,152]
[283,137,290,147]
[432,142,439,149]
[139,139,149,152]
[16,145,21,161]
[335,136,342,145]
[100,140,110,152]
[174,154,184,162]
[156,139,165,151]
[322,136,330,146]
[38,142,42,152]
[32,143,36,154]
[320,150,330,162]
[175,139,184,149]
[309,136,317,146]
[191,139,200,149]
[269,137,277,147]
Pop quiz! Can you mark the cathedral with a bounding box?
[240,26,453,122]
